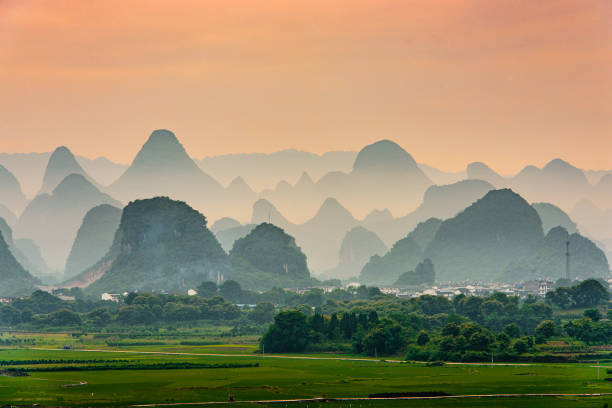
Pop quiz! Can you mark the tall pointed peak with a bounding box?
[130,129,196,170]
[313,197,354,221]
[40,145,89,194]
[296,171,314,187]
[227,176,254,194]
[251,199,290,227]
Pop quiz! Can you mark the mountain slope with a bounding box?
[39,146,100,194]
[15,174,121,270]
[532,202,578,234]
[424,189,544,281]
[228,222,310,286]
[0,230,39,297]
[0,165,27,215]
[332,226,387,279]
[73,197,227,294]
[109,129,223,216]
[64,204,122,279]
[503,227,609,281]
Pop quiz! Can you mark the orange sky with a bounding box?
[0,0,611,174]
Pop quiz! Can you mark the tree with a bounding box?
[468,331,492,351]
[0,305,21,325]
[197,281,218,298]
[584,308,602,322]
[513,339,528,353]
[362,321,404,356]
[124,292,138,305]
[248,302,275,324]
[535,320,555,340]
[261,310,309,352]
[219,280,243,302]
[46,309,81,326]
[545,287,573,309]
[417,331,430,346]
[86,307,112,326]
[503,323,521,339]
[441,323,461,337]
[457,296,483,322]
[573,279,608,308]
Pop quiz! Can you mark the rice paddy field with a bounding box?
[0,333,611,407]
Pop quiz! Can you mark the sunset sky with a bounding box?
[1,0,611,174]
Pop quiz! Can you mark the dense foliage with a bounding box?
[545,279,609,309]
[261,279,612,361]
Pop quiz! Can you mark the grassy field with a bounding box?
[1,343,612,407]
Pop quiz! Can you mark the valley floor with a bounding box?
[0,334,611,407]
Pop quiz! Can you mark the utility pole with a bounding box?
[565,240,570,281]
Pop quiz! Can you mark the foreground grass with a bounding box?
[1,346,612,407]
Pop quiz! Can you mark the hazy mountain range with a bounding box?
[0,128,610,293]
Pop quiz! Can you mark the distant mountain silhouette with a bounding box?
[510,159,592,210]
[64,204,122,279]
[109,129,223,217]
[211,217,242,234]
[359,217,441,286]
[360,234,423,286]
[571,199,612,262]
[363,179,494,245]
[0,151,125,197]
[251,197,359,272]
[77,156,128,186]
[262,139,433,220]
[0,217,51,281]
[224,176,257,220]
[14,239,51,281]
[294,198,358,271]
[504,226,609,281]
[329,226,387,280]
[16,174,121,270]
[215,224,255,253]
[466,162,506,187]
[0,164,27,215]
[251,199,293,230]
[39,146,100,194]
[418,163,465,185]
[211,217,255,253]
[196,149,356,192]
[70,197,226,294]
[424,189,544,281]
[593,174,612,208]
[532,202,577,234]
[0,224,39,296]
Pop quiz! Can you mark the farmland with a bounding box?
[0,334,611,407]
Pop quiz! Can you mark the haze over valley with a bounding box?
[0,129,609,296]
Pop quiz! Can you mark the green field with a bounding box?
[1,343,612,407]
